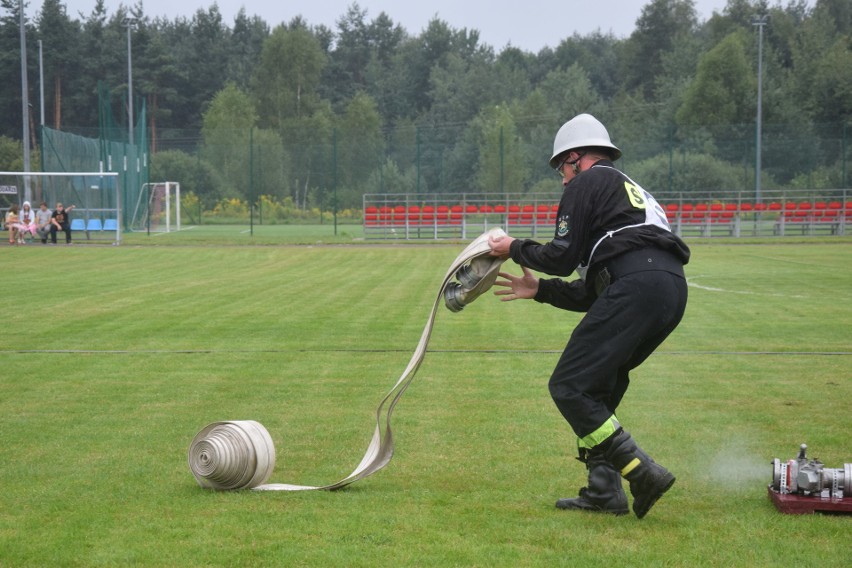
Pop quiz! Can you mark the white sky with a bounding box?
[29,0,738,53]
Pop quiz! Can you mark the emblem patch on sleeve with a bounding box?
[557,215,571,236]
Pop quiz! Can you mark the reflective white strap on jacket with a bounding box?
[576,165,671,281]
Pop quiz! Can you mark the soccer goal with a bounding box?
[0,171,121,244]
[129,182,181,233]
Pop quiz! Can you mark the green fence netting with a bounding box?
[40,81,149,231]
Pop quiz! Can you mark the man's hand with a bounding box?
[493,267,539,301]
[488,233,514,258]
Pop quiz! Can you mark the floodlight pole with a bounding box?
[333,128,338,235]
[124,18,136,146]
[19,0,31,202]
[751,15,768,204]
[38,40,44,127]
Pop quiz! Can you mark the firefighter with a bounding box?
[488,114,689,518]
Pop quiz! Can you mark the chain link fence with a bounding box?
[27,117,851,233]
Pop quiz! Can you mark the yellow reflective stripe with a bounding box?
[579,415,621,449]
[621,458,641,476]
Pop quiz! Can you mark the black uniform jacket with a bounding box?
[508,160,690,312]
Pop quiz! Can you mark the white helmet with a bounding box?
[549,113,621,168]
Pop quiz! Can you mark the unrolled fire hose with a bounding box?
[188,228,508,491]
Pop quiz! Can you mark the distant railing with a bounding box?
[362,190,850,239]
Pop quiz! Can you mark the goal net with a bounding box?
[129,182,181,233]
[0,171,121,244]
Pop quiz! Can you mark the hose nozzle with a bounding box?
[442,228,507,312]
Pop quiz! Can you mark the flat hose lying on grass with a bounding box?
[188,228,507,491]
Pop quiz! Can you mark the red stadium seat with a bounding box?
[664,203,678,222]
[365,206,378,226]
[436,205,449,225]
[508,205,521,225]
[393,205,406,224]
[421,205,435,223]
[407,205,421,224]
[820,201,840,221]
[710,203,723,220]
[790,202,811,222]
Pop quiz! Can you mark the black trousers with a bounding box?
[50,224,71,243]
[548,268,688,440]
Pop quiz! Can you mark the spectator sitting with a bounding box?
[5,204,23,245]
[35,202,52,244]
[49,202,76,245]
[17,201,38,243]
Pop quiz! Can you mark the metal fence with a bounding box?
[363,189,850,240]
[148,119,850,215]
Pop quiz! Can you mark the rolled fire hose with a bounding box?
[188,228,508,491]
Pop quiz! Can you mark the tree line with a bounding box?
[1,0,850,211]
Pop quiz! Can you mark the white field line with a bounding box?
[686,276,807,299]
[151,225,197,237]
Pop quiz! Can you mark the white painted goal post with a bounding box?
[131,182,181,233]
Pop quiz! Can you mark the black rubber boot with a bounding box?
[602,429,675,519]
[555,453,629,515]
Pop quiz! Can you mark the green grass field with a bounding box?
[1,233,850,566]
